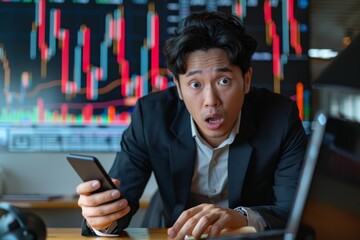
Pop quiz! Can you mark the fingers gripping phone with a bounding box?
[66,153,118,194]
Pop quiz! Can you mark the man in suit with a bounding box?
[76,11,308,239]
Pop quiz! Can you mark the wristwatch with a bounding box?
[233,206,248,217]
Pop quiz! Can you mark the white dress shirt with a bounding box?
[189,113,267,231]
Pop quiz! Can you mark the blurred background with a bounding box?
[0,0,359,228]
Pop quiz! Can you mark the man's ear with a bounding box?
[173,77,183,100]
[244,68,252,94]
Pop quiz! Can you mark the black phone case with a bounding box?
[66,153,117,193]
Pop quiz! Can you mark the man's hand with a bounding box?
[167,203,248,240]
[76,179,131,230]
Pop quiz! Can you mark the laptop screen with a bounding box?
[295,115,360,240]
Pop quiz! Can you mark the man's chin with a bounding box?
[201,131,230,144]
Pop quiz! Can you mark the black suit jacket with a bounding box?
[82,86,307,235]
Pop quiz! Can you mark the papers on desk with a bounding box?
[0,194,62,201]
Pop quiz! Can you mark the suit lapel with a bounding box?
[168,102,195,223]
[228,105,256,208]
[169,133,195,203]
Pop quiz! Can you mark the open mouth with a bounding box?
[207,117,222,124]
[205,114,224,130]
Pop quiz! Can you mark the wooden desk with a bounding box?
[47,228,167,240]
[4,196,79,209]
[2,196,149,228]
[5,196,149,209]
[47,227,258,239]
[3,197,149,228]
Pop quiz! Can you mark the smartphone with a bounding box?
[66,153,117,193]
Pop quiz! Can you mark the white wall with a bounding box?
[0,151,157,227]
[1,152,113,195]
[0,152,156,199]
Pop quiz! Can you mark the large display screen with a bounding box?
[0,0,310,152]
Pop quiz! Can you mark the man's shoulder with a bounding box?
[246,87,294,105]
[132,86,188,133]
[136,86,185,116]
[243,87,299,122]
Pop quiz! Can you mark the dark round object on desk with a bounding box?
[0,202,46,240]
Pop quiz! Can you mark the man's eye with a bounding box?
[218,78,230,85]
[190,82,200,88]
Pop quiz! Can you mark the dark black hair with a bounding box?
[163,11,257,80]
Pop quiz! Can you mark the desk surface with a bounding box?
[47,227,258,239]
[47,228,167,240]
[4,196,79,209]
[4,196,148,209]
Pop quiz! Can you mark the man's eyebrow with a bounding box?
[185,70,202,77]
[215,66,232,72]
[185,67,232,77]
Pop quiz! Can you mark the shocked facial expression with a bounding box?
[175,48,252,148]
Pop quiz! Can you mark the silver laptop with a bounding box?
[212,112,360,240]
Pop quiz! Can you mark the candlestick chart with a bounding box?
[0,0,310,152]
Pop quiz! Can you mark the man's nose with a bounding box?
[204,86,220,107]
